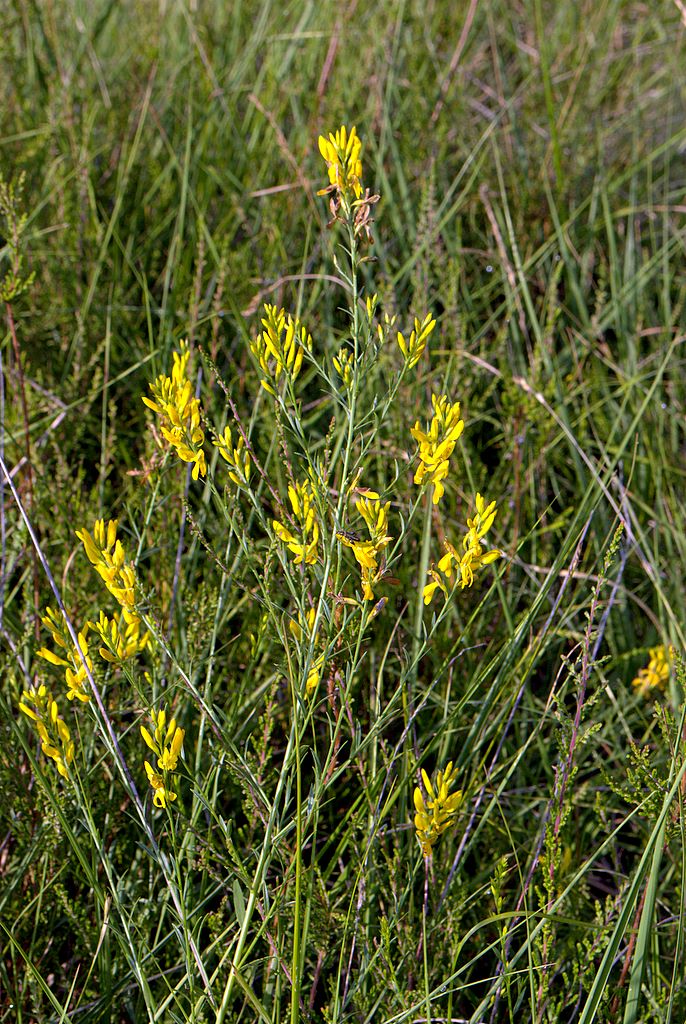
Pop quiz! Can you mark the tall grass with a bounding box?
[2,1,686,1021]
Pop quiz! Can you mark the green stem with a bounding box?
[71,771,157,1021]
[411,489,434,675]
[422,862,432,1024]
[290,674,303,1024]
[168,808,197,1018]
[214,719,298,1023]
[313,211,360,650]
[335,219,360,520]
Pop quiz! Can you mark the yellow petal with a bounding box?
[36,647,69,667]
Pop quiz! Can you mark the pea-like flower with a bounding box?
[143,763,176,809]
[76,518,138,611]
[423,494,501,604]
[142,341,207,480]
[333,346,354,389]
[317,126,380,239]
[397,313,436,370]
[141,707,185,809]
[273,479,320,566]
[19,684,75,778]
[337,492,392,601]
[213,424,251,488]
[411,394,465,504]
[632,645,671,697]
[36,607,93,702]
[250,304,312,398]
[459,494,500,588]
[413,761,462,858]
[89,609,149,664]
[289,608,325,697]
[318,125,363,200]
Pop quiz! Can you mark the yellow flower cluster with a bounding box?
[289,608,325,697]
[141,707,185,809]
[19,684,75,779]
[71,518,149,668]
[632,645,671,697]
[36,607,93,703]
[37,525,148,701]
[333,346,354,389]
[142,341,207,480]
[337,493,392,601]
[88,609,149,664]
[423,494,501,604]
[318,125,380,239]
[317,125,363,200]
[76,518,150,660]
[273,479,320,565]
[250,304,312,398]
[76,518,137,611]
[411,394,465,504]
[213,424,251,488]
[397,313,436,370]
[414,761,462,858]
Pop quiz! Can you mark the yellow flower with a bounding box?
[459,493,501,589]
[422,543,459,605]
[397,313,436,370]
[37,607,93,702]
[19,685,75,778]
[144,762,177,809]
[318,125,363,199]
[333,346,354,389]
[141,707,184,809]
[273,479,320,565]
[213,425,251,488]
[250,304,311,397]
[77,517,119,565]
[63,631,93,702]
[413,761,462,858]
[142,340,207,480]
[89,609,149,664]
[423,494,501,604]
[411,394,465,504]
[289,608,325,697]
[76,518,139,611]
[337,493,392,601]
[140,706,185,771]
[632,645,671,697]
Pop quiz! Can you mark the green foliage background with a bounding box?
[1,1,686,1022]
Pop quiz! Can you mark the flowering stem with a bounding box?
[313,209,360,640]
[335,216,360,518]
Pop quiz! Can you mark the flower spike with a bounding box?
[423,494,501,604]
[142,340,207,480]
[413,761,462,858]
[411,394,465,504]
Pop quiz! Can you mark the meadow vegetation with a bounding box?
[2,1,686,1021]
